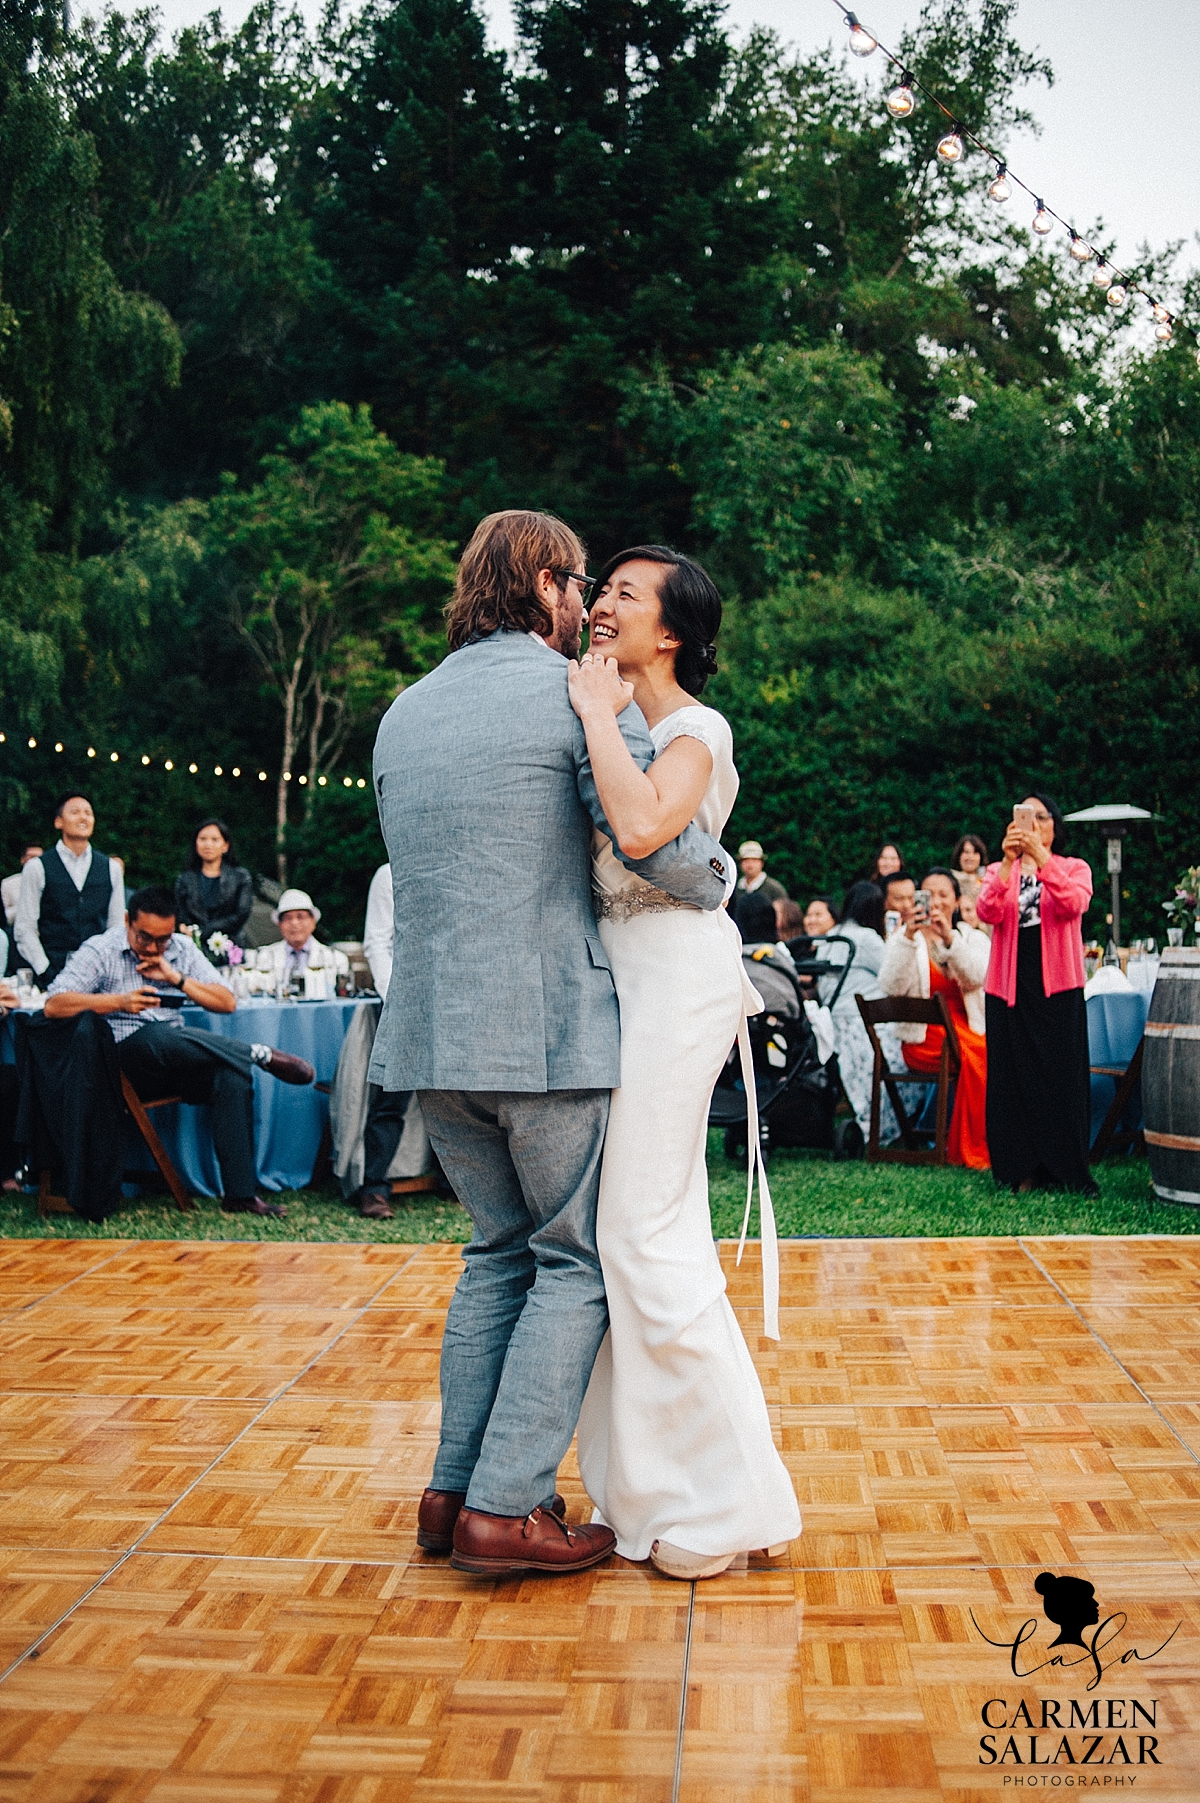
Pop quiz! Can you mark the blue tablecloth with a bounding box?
[1087,989,1149,1147]
[120,996,377,1196]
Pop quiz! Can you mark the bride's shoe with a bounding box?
[650,1539,794,1580]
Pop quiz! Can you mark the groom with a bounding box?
[372,509,730,1576]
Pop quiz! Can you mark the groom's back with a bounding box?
[371,631,620,1093]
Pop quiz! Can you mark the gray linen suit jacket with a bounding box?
[369,630,730,1093]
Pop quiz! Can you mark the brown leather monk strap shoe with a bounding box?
[451,1505,615,1576]
[417,1488,568,1554]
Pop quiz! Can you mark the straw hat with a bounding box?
[738,841,766,861]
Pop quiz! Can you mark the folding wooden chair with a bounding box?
[855,994,962,1166]
[119,1075,195,1213]
[1089,1036,1145,1162]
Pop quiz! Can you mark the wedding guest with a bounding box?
[173,818,253,951]
[353,861,412,1221]
[254,889,350,987]
[815,879,891,1138]
[44,885,315,1217]
[977,793,1095,1194]
[880,869,916,931]
[735,841,787,904]
[15,793,124,984]
[952,833,989,929]
[879,867,990,1168]
[803,894,839,938]
[865,842,903,886]
[2,844,42,929]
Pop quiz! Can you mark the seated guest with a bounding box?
[2,843,43,930]
[815,879,894,1139]
[864,842,903,886]
[353,861,411,1220]
[174,818,253,949]
[44,886,315,1217]
[951,833,989,931]
[804,894,840,938]
[15,793,124,984]
[775,898,808,962]
[255,889,350,987]
[878,867,990,1168]
[880,869,916,932]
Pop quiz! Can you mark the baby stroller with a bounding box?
[708,935,864,1163]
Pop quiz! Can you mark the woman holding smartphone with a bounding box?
[977,793,1096,1193]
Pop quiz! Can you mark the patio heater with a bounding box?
[1062,803,1155,953]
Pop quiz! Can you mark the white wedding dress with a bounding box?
[576,703,802,1562]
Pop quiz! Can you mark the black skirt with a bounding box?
[985,924,1095,1193]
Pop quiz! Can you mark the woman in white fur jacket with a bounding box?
[878,866,991,1167]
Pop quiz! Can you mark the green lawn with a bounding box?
[1,1134,1194,1242]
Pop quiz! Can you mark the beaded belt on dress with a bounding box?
[593,886,696,921]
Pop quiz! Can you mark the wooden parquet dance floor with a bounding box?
[0,1234,1195,1800]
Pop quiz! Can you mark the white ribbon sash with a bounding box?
[733,1009,780,1340]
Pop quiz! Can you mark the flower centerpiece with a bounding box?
[205,932,244,968]
[1161,866,1200,943]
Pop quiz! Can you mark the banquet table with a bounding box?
[1,994,380,1196]
[1087,987,1149,1148]
[115,995,379,1196]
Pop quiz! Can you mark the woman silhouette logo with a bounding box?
[1035,1571,1101,1648]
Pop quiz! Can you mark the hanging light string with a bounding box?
[0,732,371,791]
[831,2,1184,345]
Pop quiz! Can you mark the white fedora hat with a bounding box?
[272,887,321,923]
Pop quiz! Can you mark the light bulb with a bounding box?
[1092,261,1113,290]
[214,765,223,776]
[937,131,964,164]
[140,753,149,765]
[1155,320,1173,342]
[1106,284,1127,307]
[1069,235,1092,263]
[1152,302,1171,325]
[987,166,1011,202]
[1032,204,1052,235]
[164,759,174,770]
[886,82,915,119]
[847,18,877,56]
[27,737,35,748]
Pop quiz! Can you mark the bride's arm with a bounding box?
[569,656,713,858]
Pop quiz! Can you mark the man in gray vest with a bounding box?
[372,509,730,1577]
[15,792,124,984]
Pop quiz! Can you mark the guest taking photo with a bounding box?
[951,833,989,931]
[173,818,253,949]
[879,867,990,1168]
[977,793,1096,1194]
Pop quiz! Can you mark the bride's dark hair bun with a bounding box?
[593,544,722,696]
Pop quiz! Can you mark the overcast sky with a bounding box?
[111,0,1200,274]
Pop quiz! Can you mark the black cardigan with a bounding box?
[173,863,254,945]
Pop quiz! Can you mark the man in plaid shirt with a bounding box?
[46,884,314,1217]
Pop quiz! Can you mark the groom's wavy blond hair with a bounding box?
[446,510,587,652]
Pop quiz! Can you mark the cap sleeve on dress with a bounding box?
[652,705,731,761]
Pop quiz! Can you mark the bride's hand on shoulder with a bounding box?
[568,652,634,720]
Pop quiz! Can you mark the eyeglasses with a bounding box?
[130,925,174,950]
[553,570,598,596]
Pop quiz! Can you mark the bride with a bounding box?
[569,545,801,1580]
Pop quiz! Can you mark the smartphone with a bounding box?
[913,889,931,924]
[1013,804,1036,833]
[149,988,186,1009]
[884,909,901,938]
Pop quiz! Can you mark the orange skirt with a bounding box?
[902,967,989,1169]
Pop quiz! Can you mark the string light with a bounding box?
[140,754,150,765]
[214,765,223,775]
[0,733,371,789]
[110,751,119,762]
[318,775,328,787]
[258,771,267,781]
[232,767,241,777]
[885,75,915,119]
[165,759,174,770]
[832,1,1189,348]
[846,13,876,56]
[1107,284,1128,308]
[188,762,198,773]
[54,742,63,753]
[27,737,35,748]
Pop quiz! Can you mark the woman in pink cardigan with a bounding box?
[976,792,1097,1194]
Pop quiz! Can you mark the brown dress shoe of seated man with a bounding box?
[417,1486,567,1553]
[451,1504,615,1576]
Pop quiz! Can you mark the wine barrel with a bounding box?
[1143,946,1200,1206]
